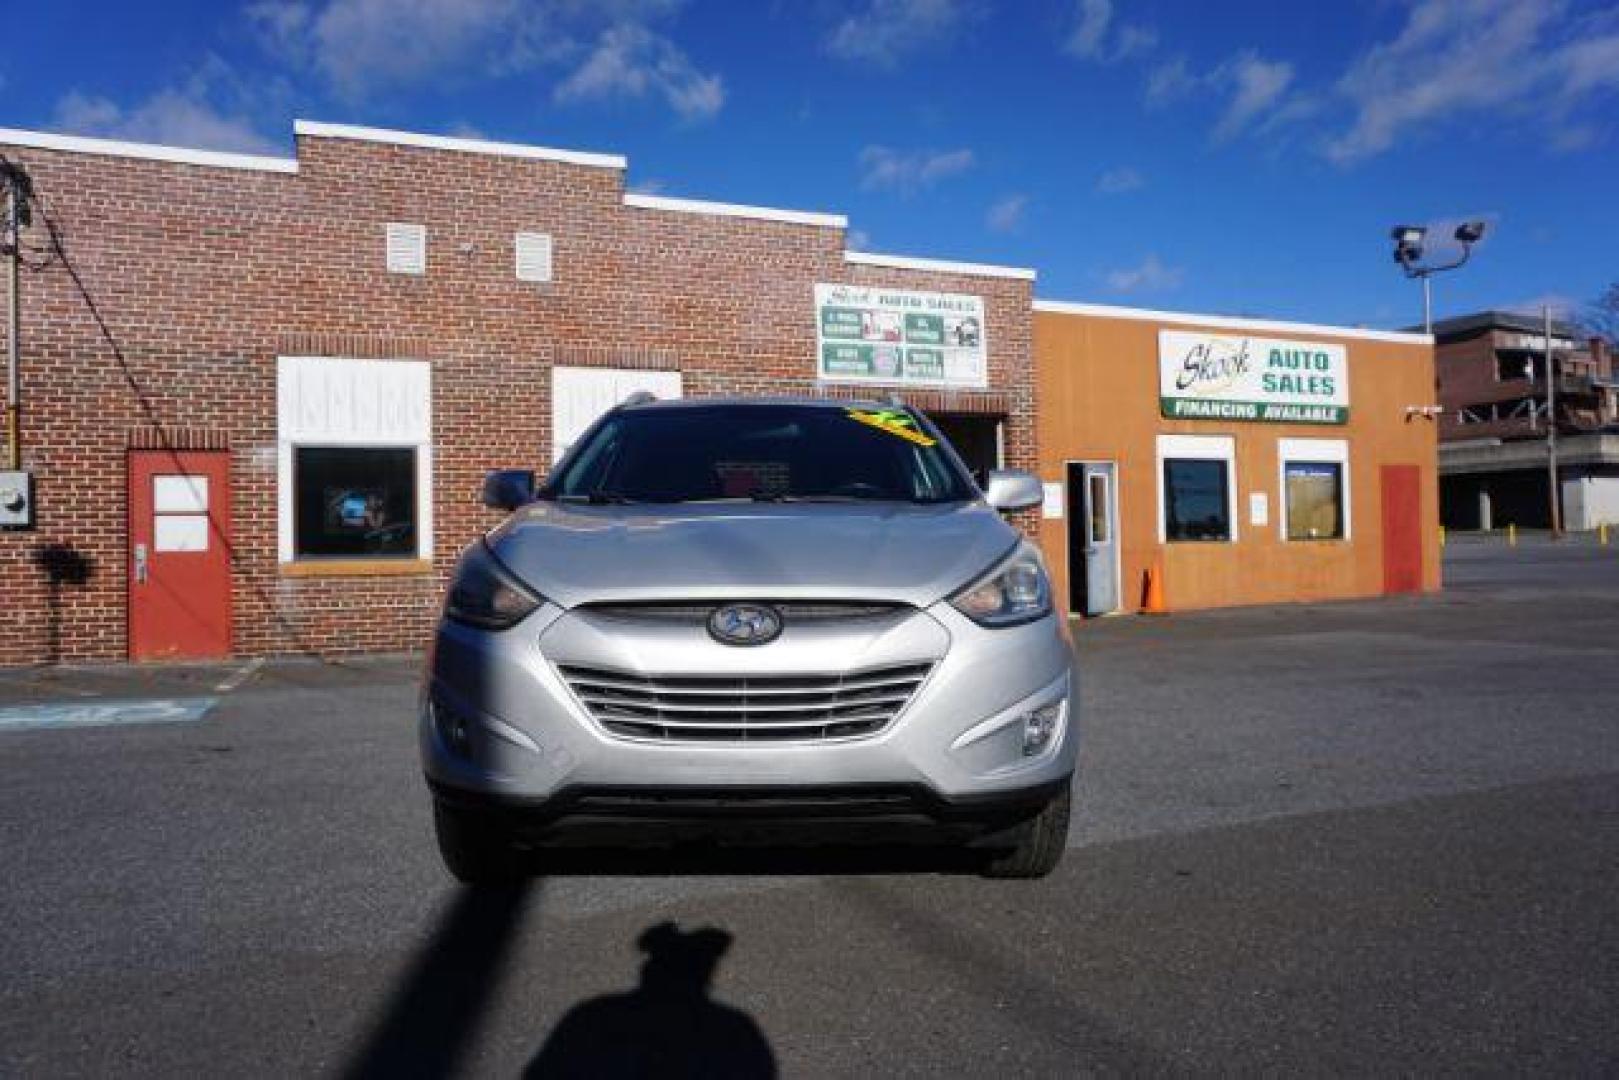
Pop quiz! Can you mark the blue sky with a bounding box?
[5,0,1618,330]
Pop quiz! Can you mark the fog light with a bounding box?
[1022,701,1063,757]
[433,696,473,759]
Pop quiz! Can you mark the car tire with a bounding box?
[979,786,1071,879]
[433,801,527,886]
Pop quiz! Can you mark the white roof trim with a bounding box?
[292,120,626,170]
[845,250,1037,282]
[0,127,298,173]
[1033,299,1433,345]
[623,192,845,228]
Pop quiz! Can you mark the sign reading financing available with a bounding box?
[815,284,987,388]
[1159,330,1349,425]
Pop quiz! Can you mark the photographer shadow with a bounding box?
[526,921,775,1079]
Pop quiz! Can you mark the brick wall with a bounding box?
[0,131,1034,665]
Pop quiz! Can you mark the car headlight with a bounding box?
[949,542,1053,627]
[444,541,543,630]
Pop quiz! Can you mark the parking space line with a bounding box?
[215,658,266,694]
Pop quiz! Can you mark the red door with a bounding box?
[128,450,233,660]
[1380,464,1423,596]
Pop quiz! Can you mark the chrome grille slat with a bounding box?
[559,661,932,743]
[580,601,909,625]
[563,665,931,696]
[577,692,915,714]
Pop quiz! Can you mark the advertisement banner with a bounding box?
[815,284,988,388]
[1159,330,1349,424]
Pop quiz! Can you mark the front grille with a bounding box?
[558,662,933,742]
[578,600,909,625]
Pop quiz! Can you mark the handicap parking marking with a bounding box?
[0,697,217,732]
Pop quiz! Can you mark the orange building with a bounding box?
[1032,301,1440,616]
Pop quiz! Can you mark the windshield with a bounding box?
[544,403,977,505]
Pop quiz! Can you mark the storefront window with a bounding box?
[1284,461,1344,540]
[293,447,418,558]
[1163,458,1231,541]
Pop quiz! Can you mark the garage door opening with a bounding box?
[928,413,1002,485]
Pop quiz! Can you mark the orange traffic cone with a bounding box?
[1141,564,1168,615]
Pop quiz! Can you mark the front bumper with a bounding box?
[420,599,1077,815]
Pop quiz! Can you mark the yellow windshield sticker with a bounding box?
[845,408,937,447]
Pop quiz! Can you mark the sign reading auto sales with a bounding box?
[1158,330,1349,425]
[815,284,988,389]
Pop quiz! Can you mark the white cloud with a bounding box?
[1140,49,1299,141]
[1096,166,1143,194]
[1325,0,1619,164]
[1065,0,1156,62]
[858,145,975,194]
[50,57,282,155]
[1144,55,1197,106]
[553,21,724,121]
[826,0,977,66]
[628,176,667,194]
[1212,52,1295,141]
[248,0,722,120]
[1104,254,1183,293]
[846,227,872,250]
[985,193,1028,233]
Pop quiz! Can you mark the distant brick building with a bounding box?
[0,121,1034,665]
[1434,311,1619,530]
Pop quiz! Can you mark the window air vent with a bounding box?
[385,223,427,275]
[515,231,554,283]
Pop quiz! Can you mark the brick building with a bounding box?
[0,121,1035,665]
[1433,310,1619,530]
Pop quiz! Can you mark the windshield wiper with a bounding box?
[558,491,640,505]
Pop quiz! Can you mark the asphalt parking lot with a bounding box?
[1,539,1615,1076]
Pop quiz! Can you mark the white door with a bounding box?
[1066,461,1120,616]
[551,367,682,463]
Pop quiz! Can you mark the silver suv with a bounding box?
[420,397,1077,880]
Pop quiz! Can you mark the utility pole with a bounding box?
[4,165,20,471]
[1545,304,1561,538]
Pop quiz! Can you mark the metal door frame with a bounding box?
[1064,458,1122,617]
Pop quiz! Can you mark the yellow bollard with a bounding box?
[1602,523,1610,547]
[1508,523,1517,548]
[1439,525,1447,548]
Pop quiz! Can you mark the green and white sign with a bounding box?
[1159,330,1349,425]
[815,283,987,388]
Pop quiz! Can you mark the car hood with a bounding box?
[486,500,1019,609]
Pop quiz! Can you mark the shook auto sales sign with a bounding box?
[1158,330,1349,425]
[815,284,988,389]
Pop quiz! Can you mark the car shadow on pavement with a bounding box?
[525,920,775,1079]
[341,881,537,1079]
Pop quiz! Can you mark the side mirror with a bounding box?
[482,469,536,511]
[983,469,1043,513]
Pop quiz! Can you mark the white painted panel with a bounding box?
[154,475,208,514]
[551,366,682,463]
[277,357,431,443]
[155,514,209,552]
[1041,482,1064,520]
